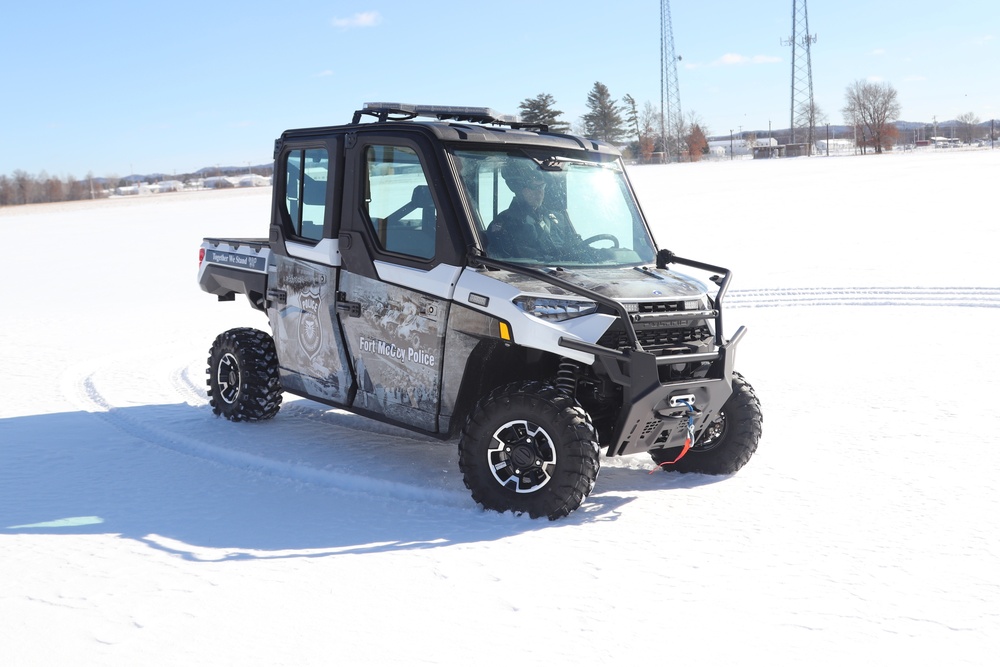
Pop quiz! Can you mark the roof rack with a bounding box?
[352,103,548,131]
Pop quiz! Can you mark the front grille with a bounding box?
[597,324,712,355]
[637,300,685,313]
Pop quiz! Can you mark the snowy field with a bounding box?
[2,148,999,665]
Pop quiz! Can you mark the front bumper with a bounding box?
[560,326,745,456]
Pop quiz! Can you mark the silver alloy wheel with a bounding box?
[694,410,727,451]
[488,419,557,493]
[217,352,241,404]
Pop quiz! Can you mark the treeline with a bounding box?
[0,171,103,207]
[0,165,274,208]
[519,83,709,163]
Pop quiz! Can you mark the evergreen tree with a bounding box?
[582,82,626,144]
[518,93,570,133]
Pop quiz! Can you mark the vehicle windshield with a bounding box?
[450,149,657,267]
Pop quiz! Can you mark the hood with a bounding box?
[491,265,709,302]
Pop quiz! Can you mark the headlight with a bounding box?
[513,296,598,321]
[685,296,710,310]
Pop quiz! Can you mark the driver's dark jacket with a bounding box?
[486,196,583,259]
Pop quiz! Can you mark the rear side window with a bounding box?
[284,148,329,241]
[362,145,436,260]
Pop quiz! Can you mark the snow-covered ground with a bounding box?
[2,148,999,666]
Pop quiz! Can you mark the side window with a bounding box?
[284,148,328,241]
[363,145,436,260]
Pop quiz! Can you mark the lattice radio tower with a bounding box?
[660,0,683,161]
[782,0,817,148]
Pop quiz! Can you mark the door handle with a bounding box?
[335,292,361,317]
[266,288,287,305]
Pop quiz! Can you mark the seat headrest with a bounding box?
[411,185,433,207]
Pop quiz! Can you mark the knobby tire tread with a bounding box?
[207,327,282,422]
[459,381,600,520]
[651,372,762,474]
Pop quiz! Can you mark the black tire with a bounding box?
[651,372,762,474]
[206,327,282,422]
[459,381,600,520]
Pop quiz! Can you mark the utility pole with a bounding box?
[660,0,683,162]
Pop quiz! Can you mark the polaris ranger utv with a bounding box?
[197,103,762,519]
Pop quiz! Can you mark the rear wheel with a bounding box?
[651,372,762,474]
[207,327,282,422]
[459,381,600,520]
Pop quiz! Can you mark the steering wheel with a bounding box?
[581,233,620,248]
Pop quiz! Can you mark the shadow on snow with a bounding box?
[0,403,723,560]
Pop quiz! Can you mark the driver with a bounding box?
[487,160,591,260]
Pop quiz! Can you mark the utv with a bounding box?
[197,103,762,519]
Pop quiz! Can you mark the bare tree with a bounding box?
[663,112,688,161]
[639,102,662,162]
[955,111,980,144]
[797,100,828,154]
[842,80,902,154]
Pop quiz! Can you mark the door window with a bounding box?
[363,145,436,259]
[284,148,329,241]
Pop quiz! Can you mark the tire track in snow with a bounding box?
[169,361,209,406]
[62,355,471,511]
[726,286,1000,309]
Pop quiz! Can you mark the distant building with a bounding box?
[153,180,185,193]
[930,136,961,148]
[707,137,778,156]
[238,174,271,187]
[114,183,153,196]
[202,176,238,189]
[814,139,854,154]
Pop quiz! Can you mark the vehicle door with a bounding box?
[267,139,354,406]
[336,132,464,433]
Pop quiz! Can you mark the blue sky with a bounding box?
[2,1,997,177]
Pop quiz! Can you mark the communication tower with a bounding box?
[660,0,683,161]
[782,0,817,149]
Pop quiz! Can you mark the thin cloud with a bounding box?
[716,53,781,66]
[685,53,781,69]
[332,12,382,29]
[314,70,335,78]
[871,48,887,56]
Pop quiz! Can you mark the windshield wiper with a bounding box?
[633,265,665,280]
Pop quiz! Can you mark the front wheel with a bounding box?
[651,372,762,474]
[206,327,282,422]
[459,381,600,520]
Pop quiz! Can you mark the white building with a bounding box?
[707,137,778,156]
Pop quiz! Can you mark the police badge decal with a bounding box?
[299,287,322,359]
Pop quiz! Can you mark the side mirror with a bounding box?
[655,248,676,269]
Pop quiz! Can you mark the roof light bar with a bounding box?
[354,103,543,130]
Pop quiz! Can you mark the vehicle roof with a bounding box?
[277,107,622,157]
